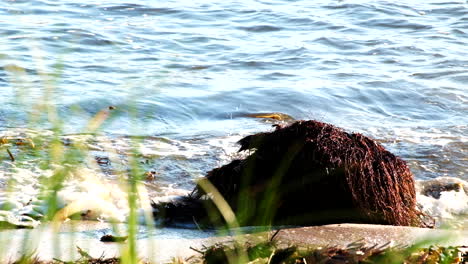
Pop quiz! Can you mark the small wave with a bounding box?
[450,74,468,84]
[451,28,466,35]
[81,64,116,73]
[100,3,146,11]
[100,4,180,16]
[323,3,371,11]
[285,17,321,26]
[227,59,282,69]
[362,18,432,30]
[410,70,467,80]
[164,63,211,71]
[260,72,297,80]
[47,28,124,47]
[2,63,38,76]
[2,29,22,37]
[238,25,282,32]
[314,37,362,51]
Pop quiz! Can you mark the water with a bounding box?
[0,0,467,228]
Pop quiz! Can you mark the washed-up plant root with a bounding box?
[153,120,433,228]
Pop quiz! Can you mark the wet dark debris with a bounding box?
[153,120,433,228]
[422,182,465,199]
[100,234,128,243]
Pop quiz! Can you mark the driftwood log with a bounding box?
[152,120,431,228]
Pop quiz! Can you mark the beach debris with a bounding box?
[61,137,73,146]
[95,156,110,165]
[243,112,295,122]
[13,138,35,148]
[1,136,36,162]
[418,177,468,199]
[1,137,36,148]
[423,182,464,199]
[74,246,125,263]
[144,170,158,181]
[80,209,94,220]
[100,234,128,243]
[6,148,15,161]
[153,120,431,227]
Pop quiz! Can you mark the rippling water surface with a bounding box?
[0,0,467,227]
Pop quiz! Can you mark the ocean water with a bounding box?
[0,0,467,229]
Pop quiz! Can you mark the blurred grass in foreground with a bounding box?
[1,48,151,264]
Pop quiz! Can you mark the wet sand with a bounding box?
[1,221,467,263]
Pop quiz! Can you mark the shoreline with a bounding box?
[1,221,467,263]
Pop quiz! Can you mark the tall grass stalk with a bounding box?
[197,178,249,264]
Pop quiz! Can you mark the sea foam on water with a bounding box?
[416,177,468,228]
[1,130,467,229]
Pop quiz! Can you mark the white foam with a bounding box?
[2,165,154,224]
[400,128,454,146]
[7,129,466,229]
[137,139,208,159]
[416,177,468,228]
[0,130,248,226]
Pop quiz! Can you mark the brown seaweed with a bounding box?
[153,120,432,228]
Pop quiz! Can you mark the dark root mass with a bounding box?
[153,120,432,228]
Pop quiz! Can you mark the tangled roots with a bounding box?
[154,120,431,227]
